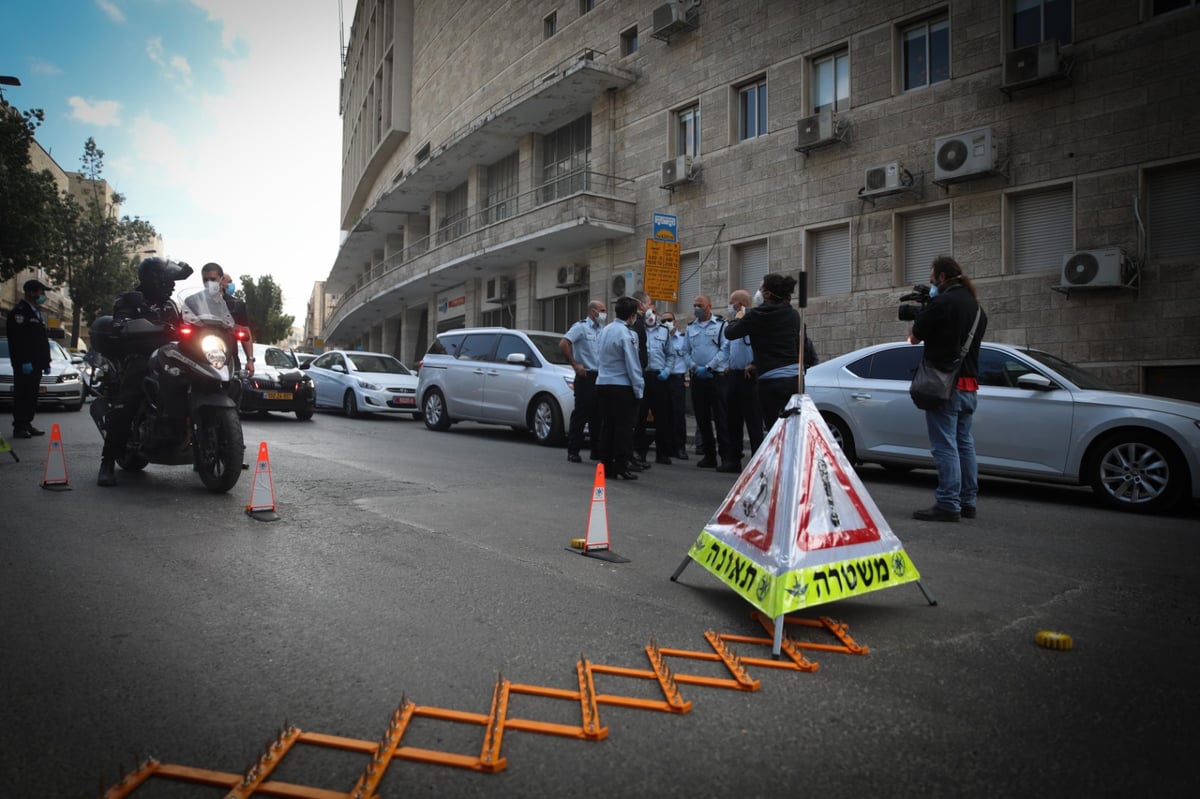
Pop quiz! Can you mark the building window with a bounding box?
[1147,161,1200,259]
[481,304,516,328]
[676,103,700,157]
[621,26,638,56]
[541,114,591,202]
[811,225,851,296]
[811,50,849,113]
[486,152,520,223]
[737,77,767,141]
[1010,184,1074,274]
[735,240,769,293]
[438,182,469,245]
[544,11,557,39]
[1011,0,1072,49]
[676,252,701,314]
[540,289,590,333]
[580,0,596,13]
[902,15,950,91]
[899,205,951,284]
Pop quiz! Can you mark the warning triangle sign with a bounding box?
[687,394,920,617]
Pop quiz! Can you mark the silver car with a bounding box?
[304,350,420,419]
[416,328,575,446]
[0,338,85,412]
[805,341,1200,514]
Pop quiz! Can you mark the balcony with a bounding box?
[324,171,635,342]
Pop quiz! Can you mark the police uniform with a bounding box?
[563,314,603,460]
[685,315,732,467]
[5,281,52,437]
[634,320,674,464]
[665,326,690,459]
[724,330,763,468]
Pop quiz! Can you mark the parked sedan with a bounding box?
[0,337,85,412]
[805,341,1200,514]
[305,350,420,418]
[239,343,315,420]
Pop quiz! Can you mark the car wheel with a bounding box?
[821,413,857,464]
[1088,430,1186,513]
[422,388,452,431]
[296,408,314,421]
[531,395,564,447]
[343,390,361,419]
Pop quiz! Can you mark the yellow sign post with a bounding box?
[643,239,680,303]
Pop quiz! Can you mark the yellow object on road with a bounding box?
[1035,630,1074,650]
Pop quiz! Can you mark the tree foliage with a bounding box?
[0,102,61,282]
[238,274,295,345]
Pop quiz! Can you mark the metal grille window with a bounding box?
[737,78,767,141]
[486,152,520,223]
[1011,184,1074,274]
[902,15,950,91]
[901,206,951,284]
[736,240,769,293]
[812,51,849,113]
[1011,0,1072,48]
[541,115,591,203]
[1147,161,1200,259]
[676,104,700,157]
[438,182,469,244]
[812,225,851,296]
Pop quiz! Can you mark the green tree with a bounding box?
[0,102,61,282]
[239,274,294,345]
[45,138,156,347]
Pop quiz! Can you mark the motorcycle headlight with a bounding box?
[201,334,228,369]
[357,379,380,391]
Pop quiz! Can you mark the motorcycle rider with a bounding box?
[97,257,192,486]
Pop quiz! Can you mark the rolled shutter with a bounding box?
[813,226,851,296]
[738,240,769,291]
[1148,161,1200,259]
[902,206,951,284]
[1012,185,1074,274]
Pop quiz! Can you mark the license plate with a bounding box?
[391,397,415,406]
[38,386,48,393]
[265,392,293,400]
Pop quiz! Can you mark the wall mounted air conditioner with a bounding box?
[796,109,838,150]
[556,264,589,288]
[662,154,699,188]
[861,161,908,197]
[1060,249,1131,290]
[485,277,515,303]
[934,127,998,183]
[652,0,700,40]
[610,271,642,299]
[1003,40,1064,91]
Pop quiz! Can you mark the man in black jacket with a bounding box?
[5,279,52,438]
[909,255,988,522]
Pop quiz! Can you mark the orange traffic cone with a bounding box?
[41,423,70,490]
[567,464,629,563]
[245,441,279,521]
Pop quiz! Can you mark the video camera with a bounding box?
[897,283,931,322]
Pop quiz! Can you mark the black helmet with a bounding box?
[137,257,192,300]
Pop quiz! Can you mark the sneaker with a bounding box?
[913,505,960,522]
[715,461,742,474]
[960,505,977,519]
[696,457,717,468]
[567,452,582,463]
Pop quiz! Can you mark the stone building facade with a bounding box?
[325,0,1200,399]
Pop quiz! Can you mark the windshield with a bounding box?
[1021,348,1115,390]
[347,353,411,374]
[179,285,235,329]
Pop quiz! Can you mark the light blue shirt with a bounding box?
[686,316,728,373]
[596,320,645,399]
[726,334,754,371]
[645,323,671,372]
[667,331,689,375]
[564,316,602,371]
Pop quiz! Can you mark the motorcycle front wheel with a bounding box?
[196,406,245,493]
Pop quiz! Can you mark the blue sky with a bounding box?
[1,0,346,322]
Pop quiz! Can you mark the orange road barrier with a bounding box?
[245,441,279,521]
[41,423,70,490]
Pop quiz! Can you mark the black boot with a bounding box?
[97,458,116,487]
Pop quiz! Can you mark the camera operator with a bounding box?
[906,255,987,522]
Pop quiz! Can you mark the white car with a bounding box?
[805,341,1200,514]
[0,337,85,412]
[304,349,420,418]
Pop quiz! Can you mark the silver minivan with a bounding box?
[416,328,576,446]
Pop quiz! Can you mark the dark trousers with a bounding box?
[12,370,42,430]
[725,371,763,461]
[691,374,731,461]
[759,377,798,434]
[667,374,687,454]
[567,370,601,457]
[597,384,637,477]
[635,371,673,458]
[102,358,149,460]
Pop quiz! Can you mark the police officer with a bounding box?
[635,303,674,465]
[595,296,644,480]
[97,258,192,486]
[5,279,52,438]
[721,289,762,473]
[663,313,689,460]
[560,300,606,463]
[685,294,732,469]
[200,262,254,376]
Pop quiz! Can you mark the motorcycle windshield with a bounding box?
[179,286,235,329]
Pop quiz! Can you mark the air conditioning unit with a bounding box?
[796,109,838,150]
[1003,40,1064,91]
[652,0,700,40]
[556,264,589,288]
[485,277,515,303]
[662,154,699,188]
[861,161,908,197]
[1060,249,1131,290]
[934,127,998,183]
[610,271,641,299]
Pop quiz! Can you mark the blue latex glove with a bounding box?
[694,366,710,379]
[43,366,51,375]
[657,369,669,382]
[21,363,33,375]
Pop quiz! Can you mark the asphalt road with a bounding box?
[2,403,1197,798]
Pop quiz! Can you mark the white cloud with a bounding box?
[30,59,63,76]
[146,37,193,89]
[67,96,122,126]
[96,0,125,23]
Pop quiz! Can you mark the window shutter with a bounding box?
[738,240,769,292]
[1148,161,1200,259]
[678,252,701,313]
[813,226,851,295]
[903,206,951,284]
[1012,185,1074,274]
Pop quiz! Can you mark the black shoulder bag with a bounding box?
[909,307,982,411]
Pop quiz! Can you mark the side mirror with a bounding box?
[1016,373,1056,391]
[331,364,346,374]
[70,355,85,365]
[505,353,529,366]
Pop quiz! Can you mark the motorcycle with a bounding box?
[88,285,247,492]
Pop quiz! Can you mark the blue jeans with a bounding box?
[924,389,979,511]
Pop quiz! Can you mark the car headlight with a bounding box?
[357,379,380,391]
[563,375,575,390]
[58,371,81,383]
[201,335,228,369]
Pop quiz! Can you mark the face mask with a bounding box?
[225,283,236,296]
[693,306,704,320]
[727,305,736,317]
[928,283,939,299]
[205,280,220,293]
[645,309,656,327]
[753,290,764,306]
[35,295,47,305]
[597,312,607,324]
